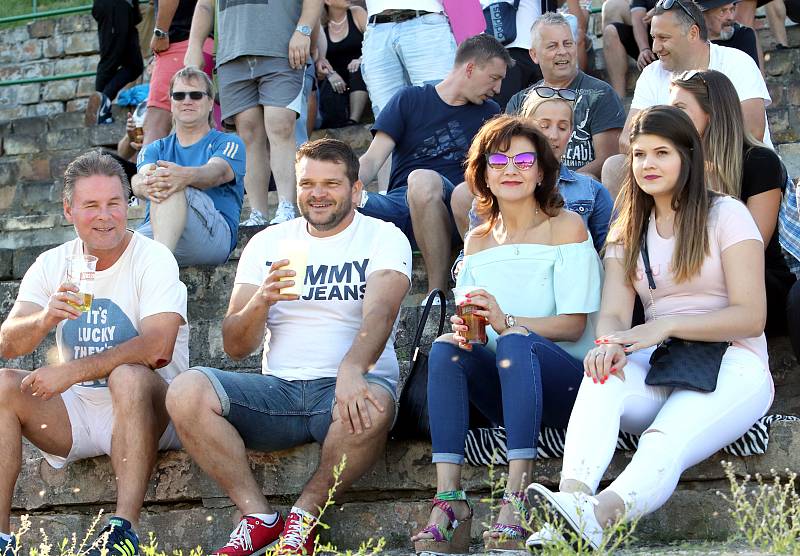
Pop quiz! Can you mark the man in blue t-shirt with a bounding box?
[132,66,245,266]
[357,34,509,295]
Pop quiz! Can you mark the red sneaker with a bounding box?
[274,509,318,555]
[212,515,284,556]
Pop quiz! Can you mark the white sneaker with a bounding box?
[241,209,269,227]
[525,523,566,550]
[270,201,296,224]
[419,292,442,307]
[526,483,604,550]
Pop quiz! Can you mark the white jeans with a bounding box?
[561,345,773,520]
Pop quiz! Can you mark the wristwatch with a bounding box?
[153,27,168,38]
[504,314,516,330]
[295,24,312,36]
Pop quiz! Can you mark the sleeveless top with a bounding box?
[324,9,364,77]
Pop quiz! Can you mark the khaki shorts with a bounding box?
[217,55,305,123]
[41,385,181,469]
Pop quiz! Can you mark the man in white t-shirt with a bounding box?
[601,0,772,198]
[0,151,189,556]
[166,139,412,556]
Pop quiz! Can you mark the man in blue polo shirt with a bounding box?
[133,66,245,265]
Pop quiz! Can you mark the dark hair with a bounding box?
[610,105,713,284]
[296,138,360,185]
[465,114,562,231]
[653,0,708,40]
[454,33,514,68]
[63,150,130,205]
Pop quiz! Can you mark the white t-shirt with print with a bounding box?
[235,212,412,390]
[630,43,773,149]
[16,232,189,386]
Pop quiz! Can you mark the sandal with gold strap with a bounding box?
[483,490,529,551]
[413,490,473,554]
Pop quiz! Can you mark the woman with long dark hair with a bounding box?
[411,115,602,553]
[526,106,772,549]
[668,69,797,350]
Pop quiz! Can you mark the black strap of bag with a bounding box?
[640,225,729,392]
[391,290,446,439]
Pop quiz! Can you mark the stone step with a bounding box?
[9,419,800,551]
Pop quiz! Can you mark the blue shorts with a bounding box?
[358,173,459,248]
[137,187,232,266]
[193,367,397,452]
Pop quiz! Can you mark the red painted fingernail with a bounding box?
[601,378,606,384]
[593,378,597,384]
[594,340,600,344]
[610,367,617,373]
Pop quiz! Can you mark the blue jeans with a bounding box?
[427,332,583,464]
[358,175,458,249]
[193,367,397,452]
[360,13,456,115]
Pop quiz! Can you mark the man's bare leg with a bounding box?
[602,25,631,99]
[0,369,72,533]
[601,153,628,202]
[150,190,188,252]
[765,0,789,47]
[449,181,475,239]
[263,106,298,207]
[166,371,274,515]
[294,386,394,515]
[235,106,271,217]
[108,364,171,527]
[142,106,173,147]
[407,169,454,293]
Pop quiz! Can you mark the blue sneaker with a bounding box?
[86,517,139,556]
[0,535,17,556]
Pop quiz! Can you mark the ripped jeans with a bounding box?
[427,331,584,465]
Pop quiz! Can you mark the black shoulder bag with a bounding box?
[392,289,447,440]
[640,230,730,392]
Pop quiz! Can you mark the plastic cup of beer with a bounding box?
[453,285,488,345]
[275,240,309,296]
[65,254,98,312]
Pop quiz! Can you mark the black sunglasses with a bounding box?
[657,0,700,26]
[534,86,577,102]
[171,91,209,101]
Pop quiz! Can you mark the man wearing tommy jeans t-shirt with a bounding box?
[0,151,188,556]
[166,139,412,556]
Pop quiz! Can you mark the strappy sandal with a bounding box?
[413,490,473,554]
[483,490,530,551]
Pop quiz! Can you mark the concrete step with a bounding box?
[9,419,800,552]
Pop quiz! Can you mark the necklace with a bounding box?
[504,207,540,255]
[328,15,347,26]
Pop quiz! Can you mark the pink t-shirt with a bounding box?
[606,196,769,369]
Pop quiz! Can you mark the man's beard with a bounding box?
[299,198,353,231]
[718,24,735,40]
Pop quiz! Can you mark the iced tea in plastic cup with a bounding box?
[453,285,488,344]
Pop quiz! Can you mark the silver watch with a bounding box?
[504,313,516,329]
[153,27,168,38]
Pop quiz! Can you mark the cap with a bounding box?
[694,0,737,11]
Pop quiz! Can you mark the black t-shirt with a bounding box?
[712,23,759,67]
[739,145,789,275]
[631,0,657,10]
[154,0,197,43]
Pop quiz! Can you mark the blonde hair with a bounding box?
[520,93,574,126]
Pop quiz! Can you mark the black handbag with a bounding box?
[640,230,730,392]
[483,0,522,45]
[391,289,447,440]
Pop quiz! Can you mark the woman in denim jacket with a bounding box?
[450,86,613,279]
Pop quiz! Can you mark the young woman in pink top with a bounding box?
[525,105,774,549]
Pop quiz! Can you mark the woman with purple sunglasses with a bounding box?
[411,115,603,553]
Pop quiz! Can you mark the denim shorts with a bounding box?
[193,367,398,452]
[358,174,459,248]
[137,187,232,266]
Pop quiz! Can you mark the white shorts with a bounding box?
[41,385,181,469]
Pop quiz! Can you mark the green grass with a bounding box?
[5,0,87,18]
